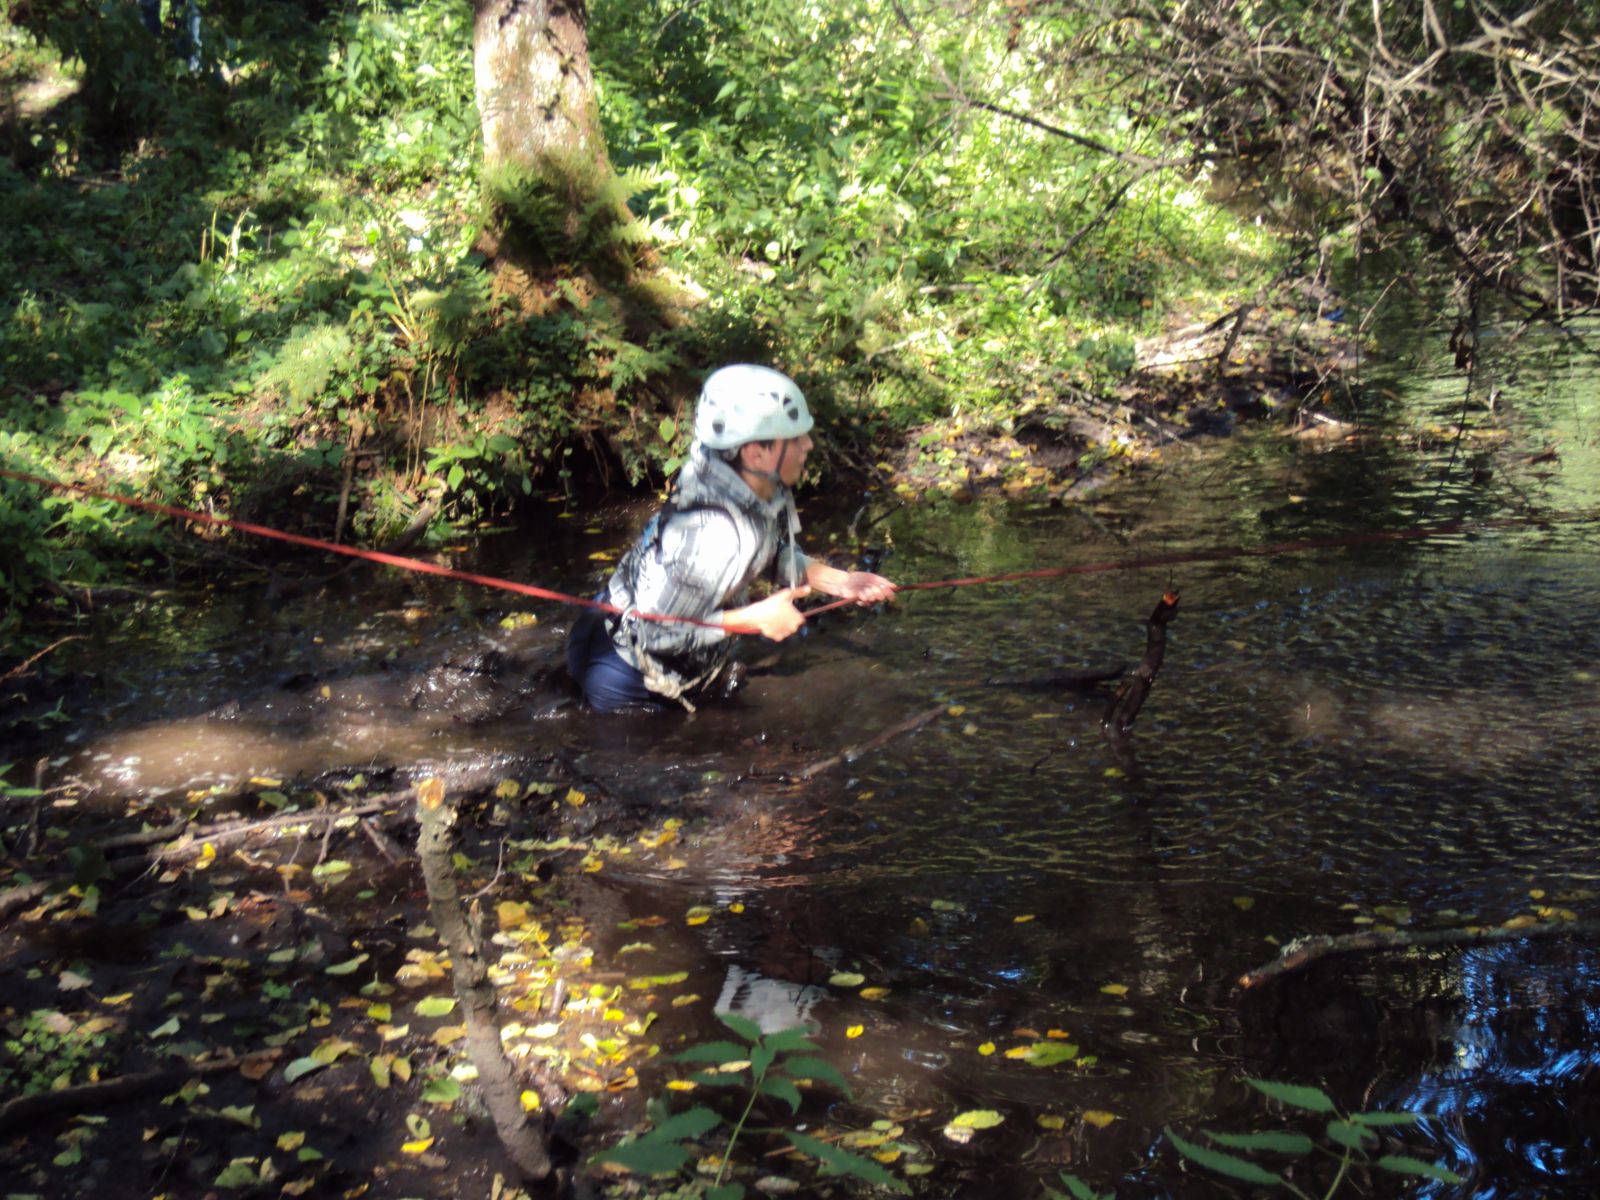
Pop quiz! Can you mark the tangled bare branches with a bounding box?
[1074,0,1600,318]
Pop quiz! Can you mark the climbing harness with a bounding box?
[4,466,1596,630]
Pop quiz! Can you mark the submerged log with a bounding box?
[1238,918,1600,990]
[417,780,556,1181]
[1102,591,1180,734]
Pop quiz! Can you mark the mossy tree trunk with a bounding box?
[472,0,609,178]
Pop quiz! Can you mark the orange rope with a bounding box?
[6,466,1595,627]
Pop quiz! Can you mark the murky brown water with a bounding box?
[18,321,1600,1196]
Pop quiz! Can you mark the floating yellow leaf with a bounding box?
[666,1080,697,1092]
[946,705,967,717]
[1503,914,1537,930]
[494,779,521,800]
[276,1131,306,1152]
[728,902,745,914]
[1082,1110,1118,1129]
[1003,1046,1032,1060]
[977,1042,996,1056]
[401,1138,435,1154]
[829,972,866,988]
[1038,1114,1066,1130]
[671,994,702,1007]
[860,986,891,1001]
[497,902,531,930]
[686,906,712,926]
[1046,1028,1071,1040]
[846,1025,865,1039]
[1529,888,1546,900]
[872,1149,902,1164]
[565,788,587,807]
[1100,983,1128,997]
[431,1025,466,1047]
[417,777,445,809]
[520,1090,542,1111]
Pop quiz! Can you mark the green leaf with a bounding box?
[1349,1110,1424,1127]
[758,1076,803,1113]
[749,1043,776,1078]
[325,954,369,976]
[1166,1127,1283,1185]
[950,1109,1004,1129]
[760,1028,819,1053]
[1325,1119,1377,1150]
[1204,1129,1313,1154]
[673,1040,751,1065]
[590,1137,691,1175]
[423,1077,462,1104]
[786,1131,910,1193]
[414,996,456,1018]
[213,1160,260,1187]
[283,1056,327,1083]
[1246,1078,1336,1113]
[658,416,677,443]
[780,1055,852,1096]
[652,1105,723,1142]
[1376,1155,1464,1184]
[1024,1041,1079,1066]
[1054,1173,1111,1200]
[716,1012,765,1044]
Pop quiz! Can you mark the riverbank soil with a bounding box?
[878,298,1364,501]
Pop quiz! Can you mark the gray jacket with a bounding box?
[603,445,810,705]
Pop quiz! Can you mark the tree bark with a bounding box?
[473,0,608,174]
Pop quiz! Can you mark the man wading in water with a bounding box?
[566,365,897,712]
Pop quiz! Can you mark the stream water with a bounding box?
[18,318,1600,1196]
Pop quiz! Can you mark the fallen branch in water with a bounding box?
[0,1051,276,1135]
[1102,591,1180,734]
[975,663,1128,691]
[1,635,85,683]
[793,705,947,781]
[0,816,189,923]
[1237,919,1600,990]
[416,780,556,1181]
[155,792,413,863]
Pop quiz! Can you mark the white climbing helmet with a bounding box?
[693,364,813,450]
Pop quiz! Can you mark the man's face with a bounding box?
[744,434,813,487]
[777,433,813,487]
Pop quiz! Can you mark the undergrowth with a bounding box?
[0,0,1287,649]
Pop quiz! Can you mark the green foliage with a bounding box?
[1163,1079,1462,1199]
[0,0,1295,627]
[591,1014,905,1197]
[0,1009,116,1097]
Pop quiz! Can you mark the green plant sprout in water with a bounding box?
[1052,1078,1463,1200]
[591,1013,908,1198]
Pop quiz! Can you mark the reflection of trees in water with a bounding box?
[1253,940,1600,1190]
[1402,941,1600,1189]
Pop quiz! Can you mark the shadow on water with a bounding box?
[20,325,1600,1195]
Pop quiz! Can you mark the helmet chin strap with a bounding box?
[737,440,790,490]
